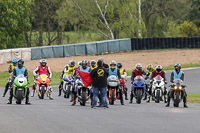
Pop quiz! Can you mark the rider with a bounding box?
[3,58,18,97]
[148,65,167,102]
[72,60,92,106]
[166,64,187,107]
[7,59,30,104]
[130,63,146,103]
[32,59,53,99]
[143,64,154,100]
[117,62,128,100]
[90,60,97,70]
[58,60,76,96]
[108,60,124,105]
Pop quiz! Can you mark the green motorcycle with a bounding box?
[13,74,28,104]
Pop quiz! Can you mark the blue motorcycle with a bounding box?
[130,76,146,104]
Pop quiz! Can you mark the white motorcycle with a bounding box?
[152,75,167,103]
[62,73,75,98]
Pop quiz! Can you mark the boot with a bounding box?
[146,96,150,103]
[71,96,77,106]
[7,96,12,104]
[143,94,147,100]
[48,87,53,100]
[125,91,128,100]
[184,103,188,108]
[58,85,62,96]
[3,83,9,97]
[165,96,170,107]
[129,93,133,104]
[91,97,93,106]
[70,95,74,102]
[183,96,188,108]
[121,97,124,105]
[26,88,31,104]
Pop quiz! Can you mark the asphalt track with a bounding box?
[0,68,200,133]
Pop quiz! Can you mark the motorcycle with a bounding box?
[63,74,75,98]
[152,75,166,103]
[76,79,90,106]
[107,75,119,105]
[13,74,28,104]
[37,74,50,99]
[131,76,146,104]
[119,78,127,99]
[170,79,186,107]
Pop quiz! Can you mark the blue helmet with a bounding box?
[12,58,18,63]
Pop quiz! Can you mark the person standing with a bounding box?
[90,59,109,109]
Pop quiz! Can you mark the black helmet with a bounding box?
[69,60,75,67]
[40,59,47,67]
[156,65,163,73]
[82,60,88,69]
[117,62,122,69]
[174,64,181,71]
[91,60,96,67]
[18,58,24,68]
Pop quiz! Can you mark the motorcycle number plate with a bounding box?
[42,75,47,79]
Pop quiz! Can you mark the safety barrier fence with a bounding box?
[1,37,200,64]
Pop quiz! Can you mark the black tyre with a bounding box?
[66,85,71,98]
[155,90,160,103]
[110,90,115,105]
[16,90,23,104]
[40,86,45,99]
[136,89,142,104]
[81,91,86,106]
[174,92,180,107]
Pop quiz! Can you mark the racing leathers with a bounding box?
[32,66,53,99]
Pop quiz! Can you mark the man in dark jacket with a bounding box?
[90,59,109,109]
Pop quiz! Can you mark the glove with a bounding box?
[165,81,167,84]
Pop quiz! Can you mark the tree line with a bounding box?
[0,0,200,49]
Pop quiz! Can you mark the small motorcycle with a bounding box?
[119,78,127,99]
[37,74,50,99]
[13,74,28,104]
[170,79,186,107]
[152,75,166,103]
[76,79,90,106]
[63,74,75,98]
[131,76,146,104]
[107,75,119,105]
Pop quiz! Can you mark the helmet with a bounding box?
[82,60,88,69]
[146,64,153,71]
[117,62,122,69]
[91,60,97,67]
[110,60,117,69]
[156,65,163,73]
[12,58,18,66]
[135,63,142,71]
[18,58,24,68]
[99,57,104,62]
[174,64,181,71]
[69,60,75,67]
[40,59,47,67]
[78,61,82,68]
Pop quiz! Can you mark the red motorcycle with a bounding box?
[119,78,128,100]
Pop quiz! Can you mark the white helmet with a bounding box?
[135,63,142,71]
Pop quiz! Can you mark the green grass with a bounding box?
[0,72,61,88]
[187,93,200,103]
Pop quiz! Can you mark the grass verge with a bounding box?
[187,93,200,103]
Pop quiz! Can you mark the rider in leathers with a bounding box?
[130,63,146,103]
[166,64,188,108]
[7,59,30,104]
[58,60,76,97]
[148,65,167,103]
[108,60,124,105]
[32,59,53,99]
[3,58,18,97]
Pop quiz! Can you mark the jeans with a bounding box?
[93,87,107,107]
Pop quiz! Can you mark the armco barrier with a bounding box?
[31,47,41,60]
[86,42,97,55]
[96,41,108,54]
[107,40,120,52]
[119,38,132,51]
[41,46,53,58]
[64,44,75,57]
[75,43,86,56]
[53,45,64,58]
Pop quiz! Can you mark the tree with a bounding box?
[178,21,199,37]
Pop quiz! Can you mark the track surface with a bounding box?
[0,68,200,133]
